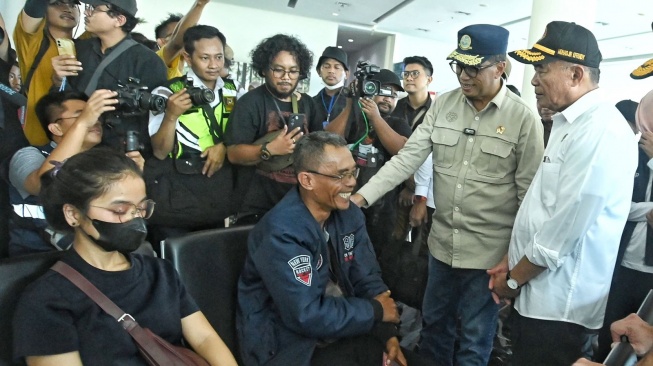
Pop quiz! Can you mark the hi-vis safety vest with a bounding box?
[167,76,238,159]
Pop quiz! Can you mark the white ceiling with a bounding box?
[212,0,653,61]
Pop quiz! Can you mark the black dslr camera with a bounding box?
[104,77,166,152]
[114,77,166,115]
[183,76,215,106]
[354,60,381,98]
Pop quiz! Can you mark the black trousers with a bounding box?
[597,265,653,361]
[511,310,587,366]
[311,335,429,366]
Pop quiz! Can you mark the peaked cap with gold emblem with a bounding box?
[509,21,602,68]
[447,24,509,66]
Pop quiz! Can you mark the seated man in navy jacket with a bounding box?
[237,131,428,366]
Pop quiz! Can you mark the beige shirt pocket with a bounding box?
[431,129,460,169]
[475,138,514,178]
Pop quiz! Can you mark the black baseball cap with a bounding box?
[84,0,137,17]
[316,47,348,72]
[509,21,602,68]
[375,69,404,92]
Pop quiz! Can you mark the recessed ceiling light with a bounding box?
[479,3,487,6]
[332,12,339,16]
[638,13,645,16]
[348,39,354,42]
[337,45,343,49]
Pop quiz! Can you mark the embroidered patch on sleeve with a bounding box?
[288,255,312,286]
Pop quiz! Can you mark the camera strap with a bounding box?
[270,93,299,128]
[84,38,138,96]
[20,27,50,96]
[201,92,223,144]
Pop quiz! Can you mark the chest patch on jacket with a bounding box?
[288,254,312,286]
[343,233,355,262]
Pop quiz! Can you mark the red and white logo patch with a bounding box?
[288,255,312,286]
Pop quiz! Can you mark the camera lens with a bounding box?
[149,94,167,113]
[200,89,215,104]
[363,81,378,96]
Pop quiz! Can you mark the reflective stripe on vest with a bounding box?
[13,204,46,219]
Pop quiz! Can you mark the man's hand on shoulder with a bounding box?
[350,193,367,208]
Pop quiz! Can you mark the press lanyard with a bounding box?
[320,89,340,123]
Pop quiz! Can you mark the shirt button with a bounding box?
[454,207,459,211]
[475,116,480,121]
[457,184,462,189]
[468,138,473,142]
[454,229,459,234]
[463,161,468,165]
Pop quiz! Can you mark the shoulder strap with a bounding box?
[291,93,298,114]
[21,27,51,95]
[200,89,223,144]
[51,261,131,322]
[411,108,428,130]
[84,39,138,96]
[50,261,181,363]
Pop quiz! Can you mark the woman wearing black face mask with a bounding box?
[12,147,238,366]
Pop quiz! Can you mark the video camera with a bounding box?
[182,76,215,106]
[103,77,166,152]
[353,60,381,98]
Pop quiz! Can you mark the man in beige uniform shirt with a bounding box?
[351,24,544,365]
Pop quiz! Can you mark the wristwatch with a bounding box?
[506,271,521,290]
[260,142,272,161]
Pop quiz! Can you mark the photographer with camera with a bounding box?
[325,66,411,259]
[225,34,327,225]
[145,25,239,232]
[6,89,147,256]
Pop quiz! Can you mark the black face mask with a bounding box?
[82,217,147,253]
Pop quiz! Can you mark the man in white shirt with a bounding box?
[490,21,638,365]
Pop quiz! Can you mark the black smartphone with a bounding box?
[287,113,305,132]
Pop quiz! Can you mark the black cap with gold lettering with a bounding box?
[509,21,602,68]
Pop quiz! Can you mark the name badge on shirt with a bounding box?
[223,96,236,113]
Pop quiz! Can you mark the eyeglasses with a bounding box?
[307,168,359,182]
[50,0,80,9]
[84,4,110,15]
[449,61,499,78]
[269,67,301,80]
[401,70,428,79]
[90,199,156,223]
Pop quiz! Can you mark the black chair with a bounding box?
[0,251,65,366]
[161,225,253,365]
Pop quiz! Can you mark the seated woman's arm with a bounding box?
[26,352,83,366]
[181,311,238,366]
